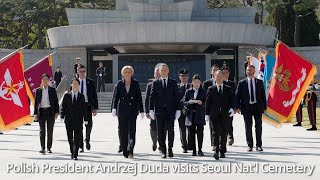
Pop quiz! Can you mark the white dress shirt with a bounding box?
[193,87,199,99]
[79,78,88,102]
[247,77,257,104]
[40,86,51,108]
[72,91,78,102]
[216,83,223,94]
[160,77,168,88]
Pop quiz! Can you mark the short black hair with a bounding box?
[221,66,230,72]
[78,64,86,69]
[192,74,201,81]
[72,78,80,85]
[42,73,50,79]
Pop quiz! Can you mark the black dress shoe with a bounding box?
[152,144,157,151]
[198,150,204,156]
[212,147,216,151]
[79,148,84,153]
[123,151,129,158]
[213,153,219,160]
[293,123,302,126]
[183,148,188,153]
[71,154,74,159]
[39,149,46,154]
[161,154,167,159]
[307,126,317,131]
[168,149,174,158]
[0,132,3,134]
[128,152,134,159]
[25,123,31,126]
[220,153,226,158]
[118,146,123,153]
[192,150,197,156]
[74,157,78,160]
[256,147,263,151]
[86,141,91,150]
[247,147,253,152]
[47,149,52,153]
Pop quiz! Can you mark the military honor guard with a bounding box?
[61,78,86,160]
[184,74,206,156]
[177,68,191,153]
[305,79,319,131]
[112,66,144,158]
[149,63,181,158]
[34,74,59,154]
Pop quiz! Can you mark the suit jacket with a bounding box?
[112,78,144,116]
[205,84,234,119]
[203,79,214,92]
[149,78,181,116]
[235,78,267,114]
[224,80,236,94]
[79,78,98,110]
[184,88,206,126]
[178,83,191,114]
[145,81,153,114]
[34,86,59,116]
[60,92,86,128]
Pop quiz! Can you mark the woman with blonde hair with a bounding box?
[112,65,144,158]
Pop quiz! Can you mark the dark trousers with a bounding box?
[156,109,175,154]
[97,77,105,92]
[150,119,157,146]
[66,124,82,158]
[80,104,93,149]
[38,109,55,150]
[188,113,204,151]
[211,114,228,154]
[209,121,215,147]
[243,104,263,148]
[178,113,188,149]
[118,110,137,155]
[296,104,303,123]
[227,117,234,140]
[307,97,317,126]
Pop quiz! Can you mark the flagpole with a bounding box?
[0,45,29,64]
[25,51,56,71]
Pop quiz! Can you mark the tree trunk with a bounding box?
[21,19,28,47]
[294,16,302,47]
[38,20,44,49]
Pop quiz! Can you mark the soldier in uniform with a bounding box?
[145,67,161,151]
[177,68,191,153]
[293,103,303,127]
[305,79,319,131]
[96,61,106,92]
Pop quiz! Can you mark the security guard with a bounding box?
[305,80,319,131]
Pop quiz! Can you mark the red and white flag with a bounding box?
[0,50,33,131]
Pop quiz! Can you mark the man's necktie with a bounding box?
[163,79,167,89]
[81,80,84,94]
[250,79,254,102]
[73,94,76,104]
[219,85,222,95]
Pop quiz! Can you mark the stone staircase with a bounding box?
[97,92,147,113]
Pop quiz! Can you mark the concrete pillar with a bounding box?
[112,55,119,84]
[205,54,212,80]
[116,0,129,10]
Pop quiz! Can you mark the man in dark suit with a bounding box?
[145,67,160,151]
[34,74,59,154]
[149,63,181,158]
[222,66,236,146]
[61,78,86,160]
[74,57,81,78]
[206,70,234,160]
[77,65,98,152]
[177,68,191,153]
[202,64,220,151]
[54,67,63,88]
[96,61,106,92]
[235,65,267,152]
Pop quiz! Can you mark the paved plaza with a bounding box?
[0,113,319,180]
